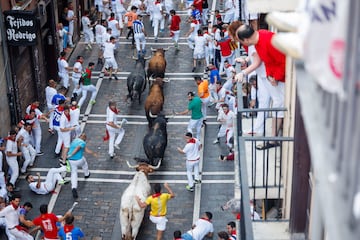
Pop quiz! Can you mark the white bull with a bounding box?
[120,160,160,240]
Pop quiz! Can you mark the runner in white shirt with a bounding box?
[95,21,108,65]
[57,51,72,89]
[192,29,207,72]
[72,55,84,99]
[213,103,235,148]
[45,79,57,134]
[186,16,200,49]
[203,29,214,66]
[152,0,165,41]
[107,12,121,38]
[6,131,22,188]
[25,168,68,195]
[182,212,214,240]
[223,0,235,23]
[59,105,76,164]
[82,10,96,50]
[177,132,202,192]
[103,37,119,80]
[67,2,76,47]
[105,101,125,158]
[16,124,36,174]
[113,0,126,29]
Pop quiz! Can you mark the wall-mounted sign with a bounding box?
[4,10,37,46]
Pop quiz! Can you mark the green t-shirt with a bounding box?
[188,96,203,120]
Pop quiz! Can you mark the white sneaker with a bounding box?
[266,11,303,32]
[213,139,219,144]
[271,32,303,59]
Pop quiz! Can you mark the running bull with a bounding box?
[120,161,160,240]
[147,47,169,81]
[127,55,150,104]
[144,78,164,127]
[143,114,168,166]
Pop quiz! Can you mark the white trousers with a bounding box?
[69,157,90,189]
[253,76,271,135]
[6,158,18,186]
[78,84,97,108]
[187,118,203,140]
[217,126,234,148]
[8,228,33,240]
[44,166,66,192]
[171,30,180,43]
[84,29,94,43]
[152,17,165,38]
[58,72,70,88]
[32,127,42,153]
[20,145,36,173]
[200,96,210,120]
[134,33,146,52]
[186,160,200,187]
[106,125,125,156]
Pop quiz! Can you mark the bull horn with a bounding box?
[162,78,170,82]
[149,110,158,118]
[149,76,155,82]
[149,160,161,170]
[144,56,151,60]
[126,160,139,169]
[132,56,138,60]
[164,47,170,51]
[151,47,157,52]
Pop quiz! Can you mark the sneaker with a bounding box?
[154,37,158,42]
[213,139,219,144]
[36,151,44,156]
[84,173,91,179]
[192,67,196,72]
[58,179,70,185]
[219,155,225,161]
[87,43,92,50]
[271,32,303,59]
[185,185,194,192]
[265,11,302,32]
[114,75,119,80]
[66,160,71,172]
[90,100,96,105]
[72,188,79,199]
[194,179,201,184]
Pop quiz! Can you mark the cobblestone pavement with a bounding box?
[4,3,239,240]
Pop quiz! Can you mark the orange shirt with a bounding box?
[198,80,210,99]
[125,11,137,27]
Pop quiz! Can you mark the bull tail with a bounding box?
[124,207,133,240]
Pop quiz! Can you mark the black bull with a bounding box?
[142,115,168,166]
[127,56,147,103]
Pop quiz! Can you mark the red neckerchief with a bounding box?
[64,112,71,121]
[217,86,222,93]
[110,107,119,114]
[187,138,196,143]
[152,193,161,198]
[11,203,19,210]
[224,110,229,115]
[109,17,115,21]
[70,106,77,110]
[60,57,66,61]
[198,34,203,36]
[200,217,211,222]
[25,114,35,121]
[30,104,37,110]
[192,20,198,25]
[64,224,75,233]
[76,59,82,64]
[57,106,64,112]
[155,0,161,4]
[231,230,236,235]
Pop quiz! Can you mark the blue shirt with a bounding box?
[133,20,144,34]
[68,138,86,160]
[209,68,220,84]
[58,226,85,240]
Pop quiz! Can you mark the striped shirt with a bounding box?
[133,20,144,34]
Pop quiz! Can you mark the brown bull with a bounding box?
[144,78,164,128]
[147,47,169,81]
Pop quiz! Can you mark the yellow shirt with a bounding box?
[145,193,172,216]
